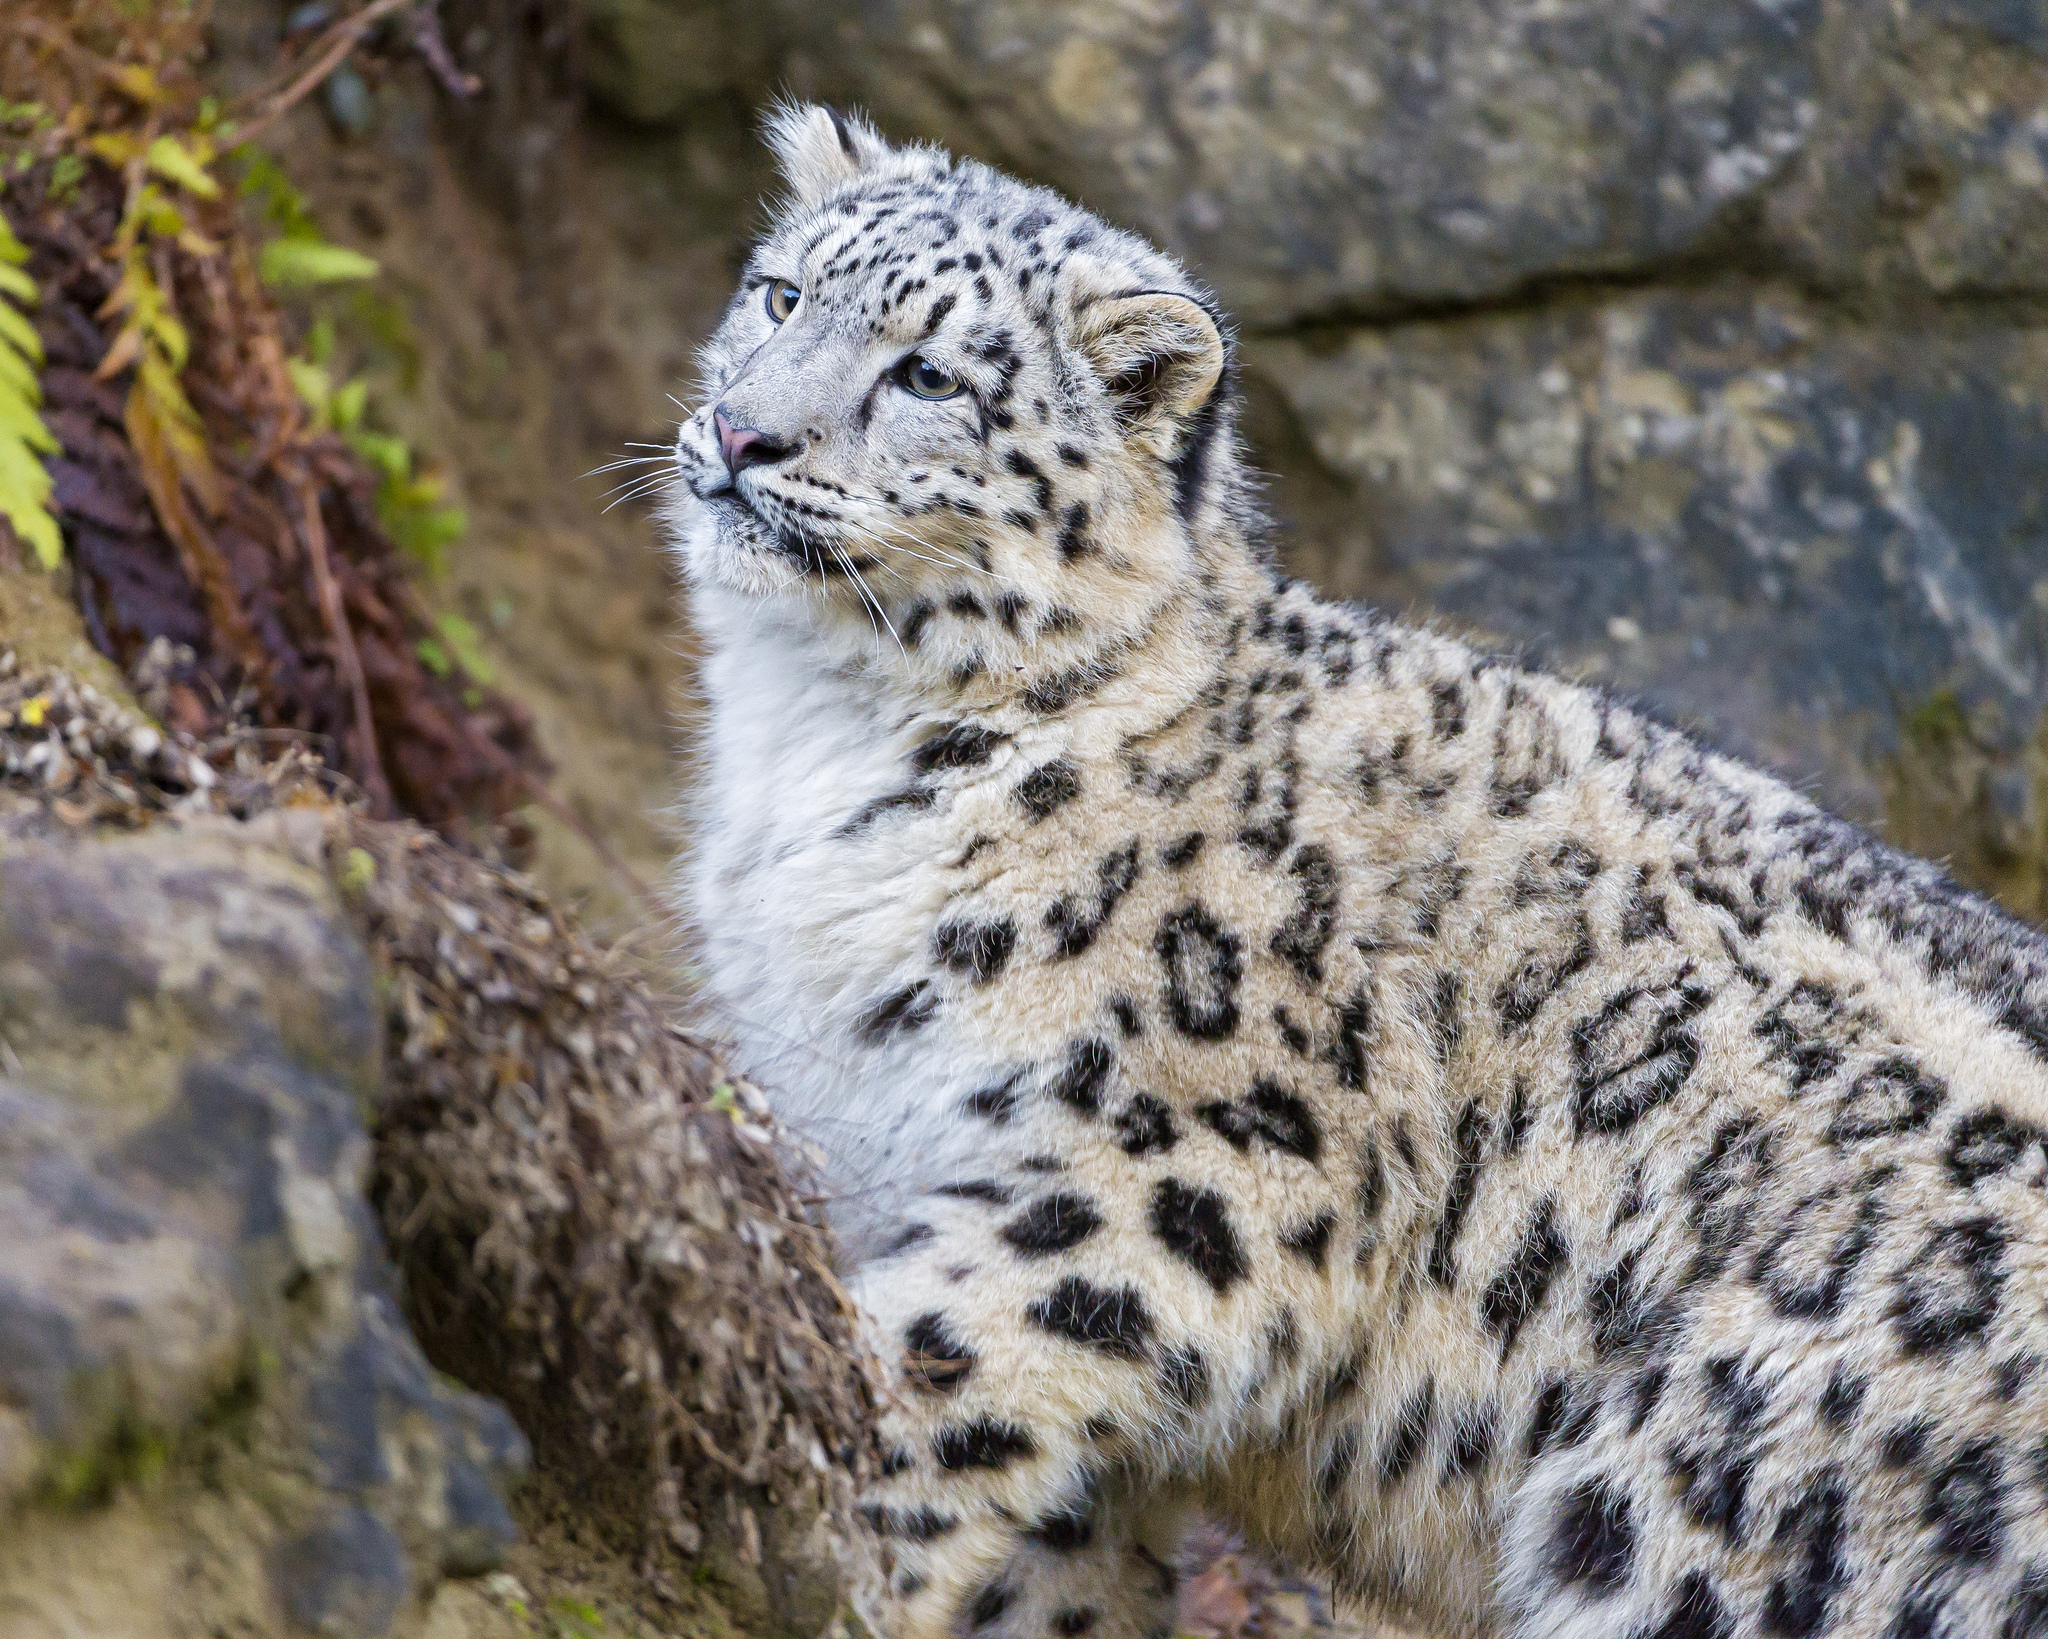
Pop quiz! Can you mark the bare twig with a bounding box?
[227,0,419,149]
[11,16,145,93]
[292,467,393,818]
[407,0,480,98]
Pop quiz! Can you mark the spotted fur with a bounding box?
[670,104,2048,1639]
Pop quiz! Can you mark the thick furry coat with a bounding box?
[667,105,2048,1639]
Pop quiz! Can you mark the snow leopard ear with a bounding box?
[1072,289,1227,455]
[764,103,895,209]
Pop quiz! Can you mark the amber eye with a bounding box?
[902,356,962,400]
[765,280,801,323]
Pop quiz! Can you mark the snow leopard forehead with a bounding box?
[668,105,1247,675]
[733,120,1200,369]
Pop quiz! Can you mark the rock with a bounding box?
[0,1077,244,1505]
[773,0,2048,327]
[775,0,1815,325]
[0,813,380,1115]
[582,0,772,123]
[0,814,526,1638]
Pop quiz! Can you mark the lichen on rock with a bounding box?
[0,786,526,1637]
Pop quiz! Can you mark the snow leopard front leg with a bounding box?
[946,1475,1192,1639]
[851,1166,1317,1639]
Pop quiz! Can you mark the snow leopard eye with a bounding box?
[901,356,962,400]
[765,280,802,323]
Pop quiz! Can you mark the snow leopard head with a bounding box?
[667,104,1255,686]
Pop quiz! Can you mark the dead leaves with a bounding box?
[350,815,883,1564]
[2,4,547,837]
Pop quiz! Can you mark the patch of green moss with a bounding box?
[37,1415,171,1510]
[36,1343,270,1512]
[548,1595,607,1637]
[1902,688,1972,747]
[1883,693,2048,924]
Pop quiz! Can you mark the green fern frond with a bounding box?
[0,211,60,569]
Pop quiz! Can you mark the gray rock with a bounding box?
[773,0,2048,327]
[274,1506,412,1637]
[0,1078,244,1502]
[1246,284,2048,817]
[1764,0,2048,298]
[0,815,525,1637]
[583,0,773,124]
[0,812,380,1116]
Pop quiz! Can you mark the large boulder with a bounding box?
[771,0,1811,326]
[0,809,528,1639]
[770,0,2048,326]
[1244,285,2048,823]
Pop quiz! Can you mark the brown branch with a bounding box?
[10,17,145,93]
[406,1,480,98]
[291,467,393,818]
[227,0,421,149]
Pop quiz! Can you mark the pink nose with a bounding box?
[714,409,785,475]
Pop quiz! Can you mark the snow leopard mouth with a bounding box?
[698,486,855,577]
[677,439,882,584]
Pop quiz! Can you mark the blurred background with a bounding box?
[183,0,2048,935]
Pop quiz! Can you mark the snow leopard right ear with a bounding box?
[1070,288,1227,459]
[764,103,895,209]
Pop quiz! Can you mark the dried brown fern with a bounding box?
[0,1,547,839]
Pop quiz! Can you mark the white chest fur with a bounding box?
[680,593,1005,1261]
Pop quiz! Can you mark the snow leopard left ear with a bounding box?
[1072,288,1226,457]
[764,103,895,209]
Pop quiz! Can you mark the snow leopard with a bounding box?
[666,103,2048,1639]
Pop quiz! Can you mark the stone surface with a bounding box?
[1762,0,2048,298]
[1247,285,2048,817]
[0,814,526,1638]
[582,0,772,124]
[774,0,2048,327]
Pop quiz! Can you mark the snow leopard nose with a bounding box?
[714,408,794,475]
